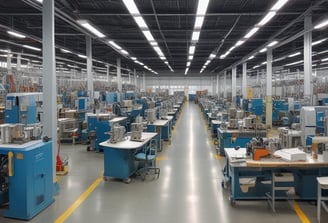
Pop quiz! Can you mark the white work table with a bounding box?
[100,132,158,150]
[101,132,158,181]
[109,117,127,123]
[148,119,169,127]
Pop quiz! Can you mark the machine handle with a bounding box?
[8,151,14,177]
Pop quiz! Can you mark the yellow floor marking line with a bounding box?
[156,156,168,161]
[292,200,311,223]
[54,175,103,223]
[213,153,223,160]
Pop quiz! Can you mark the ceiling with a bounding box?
[0,0,327,77]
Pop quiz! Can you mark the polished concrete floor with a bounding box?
[0,102,327,222]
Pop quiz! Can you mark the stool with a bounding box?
[317,177,328,223]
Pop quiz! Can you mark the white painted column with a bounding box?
[86,36,93,103]
[106,64,110,84]
[17,53,21,71]
[143,72,146,92]
[7,49,12,74]
[216,74,219,95]
[117,58,122,92]
[304,15,312,103]
[42,0,57,183]
[266,48,273,129]
[232,66,237,103]
[223,70,227,99]
[134,68,137,88]
[242,62,247,98]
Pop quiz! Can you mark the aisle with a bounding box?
[157,101,224,222]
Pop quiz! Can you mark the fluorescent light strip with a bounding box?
[258,11,276,26]
[78,54,87,59]
[208,0,287,70]
[271,0,289,10]
[235,40,245,47]
[61,48,72,53]
[322,57,328,62]
[121,49,129,55]
[134,16,148,29]
[188,55,194,60]
[192,31,200,42]
[23,45,41,51]
[108,41,122,50]
[259,48,267,53]
[244,27,259,39]
[288,52,301,58]
[77,20,105,38]
[7,31,26,38]
[189,45,196,55]
[253,65,260,69]
[267,40,278,47]
[284,60,303,66]
[194,16,205,29]
[122,0,169,72]
[209,53,216,59]
[314,19,328,29]
[188,0,211,75]
[247,55,255,60]
[312,38,327,46]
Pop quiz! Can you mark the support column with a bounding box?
[17,53,21,71]
[304,15,312,103]
[242,62,247,99]
[86,36,93,105]
[266,49,273,129]
[216,74,219,95]
[142,72,146,92]
[106,64,110,84]
[117,58,122,92]
[134,68,137,89]
[232,66,237,104]
[223,70,227,99]
[7,49,12,74]
[42,0,57,183]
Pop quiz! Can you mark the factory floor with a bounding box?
[1,102,327,223]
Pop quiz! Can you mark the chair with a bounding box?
[266,171,295,212]
[135,139,160,180]
[317,177,328,223]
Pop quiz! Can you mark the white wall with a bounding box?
[145,76,219,95]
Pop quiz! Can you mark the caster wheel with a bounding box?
[87,146,90,151]
[123,178,131,184]
[103,176,109,181]
[221,180,225,188]
[229,197,236,206]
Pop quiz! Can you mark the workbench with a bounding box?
[100,132,158,183]
[162,115,174,131]
[224,148,328,205]
[217,128,266,155]
[167,108,178,125]
[147,119,170,151]
[211,120,222,137]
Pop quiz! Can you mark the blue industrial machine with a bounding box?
[300,106,328,146]
[272,99,289,125]
[105,92,117,104]
[86,113,111,152]
[5,93,42,124]
[250,98,263,116]
[0,139,54,220]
